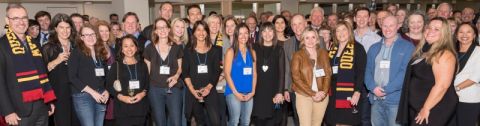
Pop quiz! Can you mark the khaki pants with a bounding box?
[295,92,329,126]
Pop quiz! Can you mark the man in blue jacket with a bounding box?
[364,16,414,126]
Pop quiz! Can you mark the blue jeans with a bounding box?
[226,94,253,126]
[371,100,401,126]
[149,86,183,126]
[72,92,106,126]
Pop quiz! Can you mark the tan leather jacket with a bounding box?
[291,48,332,97]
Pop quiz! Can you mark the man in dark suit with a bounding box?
[0,4,56,126]
[246,16,260,43]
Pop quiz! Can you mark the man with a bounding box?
[245,16,259,43]
[186,4,203,40]
[436,2,453,19]
[376,10,392,36]
[121,12,149,53]
[327,13,338,28]
[283,14,325,126]
[427,8,437,20]
[1,4,56,126]
[109,13,119,23]
[386,4,398,15]
[355,8,382,51]
[34,10,50,46]
[309,7,325,31]
[141,2,173,41]
[364,16,414,126]
[281,10,292,22]
[260,11,273,24]
[353,8,382,126]
[462,7,475,23]
[70,13,84,34]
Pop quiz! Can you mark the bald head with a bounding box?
[381,16,400,39]
[291,14,307,37]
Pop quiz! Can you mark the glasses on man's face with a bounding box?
[8,16,28,22]
[82,33,96,38]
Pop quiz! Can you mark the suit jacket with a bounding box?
[0,36,47,117]
[282,36,326,92]
[364,35,415,104]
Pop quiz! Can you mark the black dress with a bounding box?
[41,42,79,126]
[397,57,458,126]
[252,44,285,125]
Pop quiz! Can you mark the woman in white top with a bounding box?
[453,23,480,126]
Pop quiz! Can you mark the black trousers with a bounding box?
[456,102,480,126]
[18,100,49,126]
[114,116,147,126]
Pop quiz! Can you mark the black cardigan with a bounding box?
[68,49,107,94]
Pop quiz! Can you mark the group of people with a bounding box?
[1,1,480,126]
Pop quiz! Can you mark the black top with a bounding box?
[144,44,183,88]
[106,61,150,118]
[182,46,222,89]
[41,42,74,99]
[252,44,285,118]
[68,49,107,94]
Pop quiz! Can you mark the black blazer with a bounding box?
[0,36,47,117]
[68,49,107,94]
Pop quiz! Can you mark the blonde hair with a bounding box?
[413,17,457,64]
[300,27,321,49]
[169,18,189,45]
[332,21,355,47]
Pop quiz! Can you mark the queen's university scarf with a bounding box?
[214,33,223,47]
[5,26,56,103]
[328,43,355,108]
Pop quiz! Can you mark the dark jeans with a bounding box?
[72,92,106,126]
[149,86,183,126]
[18,100,49,126]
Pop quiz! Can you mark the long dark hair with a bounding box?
[232,23,254,61]
[258,22,278,47]
[76,24,108,60]
[189,21,212,51]
[48,13,76,45]
[454,23,480,49]
[116,34,140,61]
[272,15,290,37]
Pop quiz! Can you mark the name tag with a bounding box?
[95,68,105,77]
[243,67,252,75]
[107,65,111,70]
[159,65,170,75]
[129,80,140,89]
[380,60,390,69]
[332,66,339,74]
[315,69,325,77]
[198,65,208,74]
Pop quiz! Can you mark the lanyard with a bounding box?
[196,52,208,65]
[125,63,138,80]
[92,56,102,68]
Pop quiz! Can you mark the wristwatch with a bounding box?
[455,86,461,91]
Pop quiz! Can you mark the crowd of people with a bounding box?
[0,1,480,126]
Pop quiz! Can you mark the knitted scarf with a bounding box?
[328,43,355,108]
[4,26,56,103]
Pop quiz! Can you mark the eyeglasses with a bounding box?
[8,16,28,22]
[82,33,96,37]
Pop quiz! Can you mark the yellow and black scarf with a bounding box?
[4,26,56,103]
[328,43,356,108]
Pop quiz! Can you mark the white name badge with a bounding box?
[198,65,208,74]
[108,65,111,70]
[315,69,326,77]
[95,68,105,77]
[243,67,252,75]
[159,66,170,75]
[332,66,339,74]
[129,80,140,89]
[380,60,391,69]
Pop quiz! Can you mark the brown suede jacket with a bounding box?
[291,48,332,97]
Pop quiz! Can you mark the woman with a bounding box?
[402,11,425,46]
[319,26,332,50]
[27,19,40,43]
[252,22,285,126]
[182,21,222,126]
[397,17,458,126]
[207,14,223,47]
[41,13,77,126]
[144,18,183,126]
[272,15,290,43]
[325,21,367,126]
[222,16,237,55]
[106,35,149,126]
[291,27,332,126]
[68,24,109,126]
[170,18,189,46]
[369,12,379,33]
[110,22,123,39]
[224,23,257,126]
[453,23,480,126]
